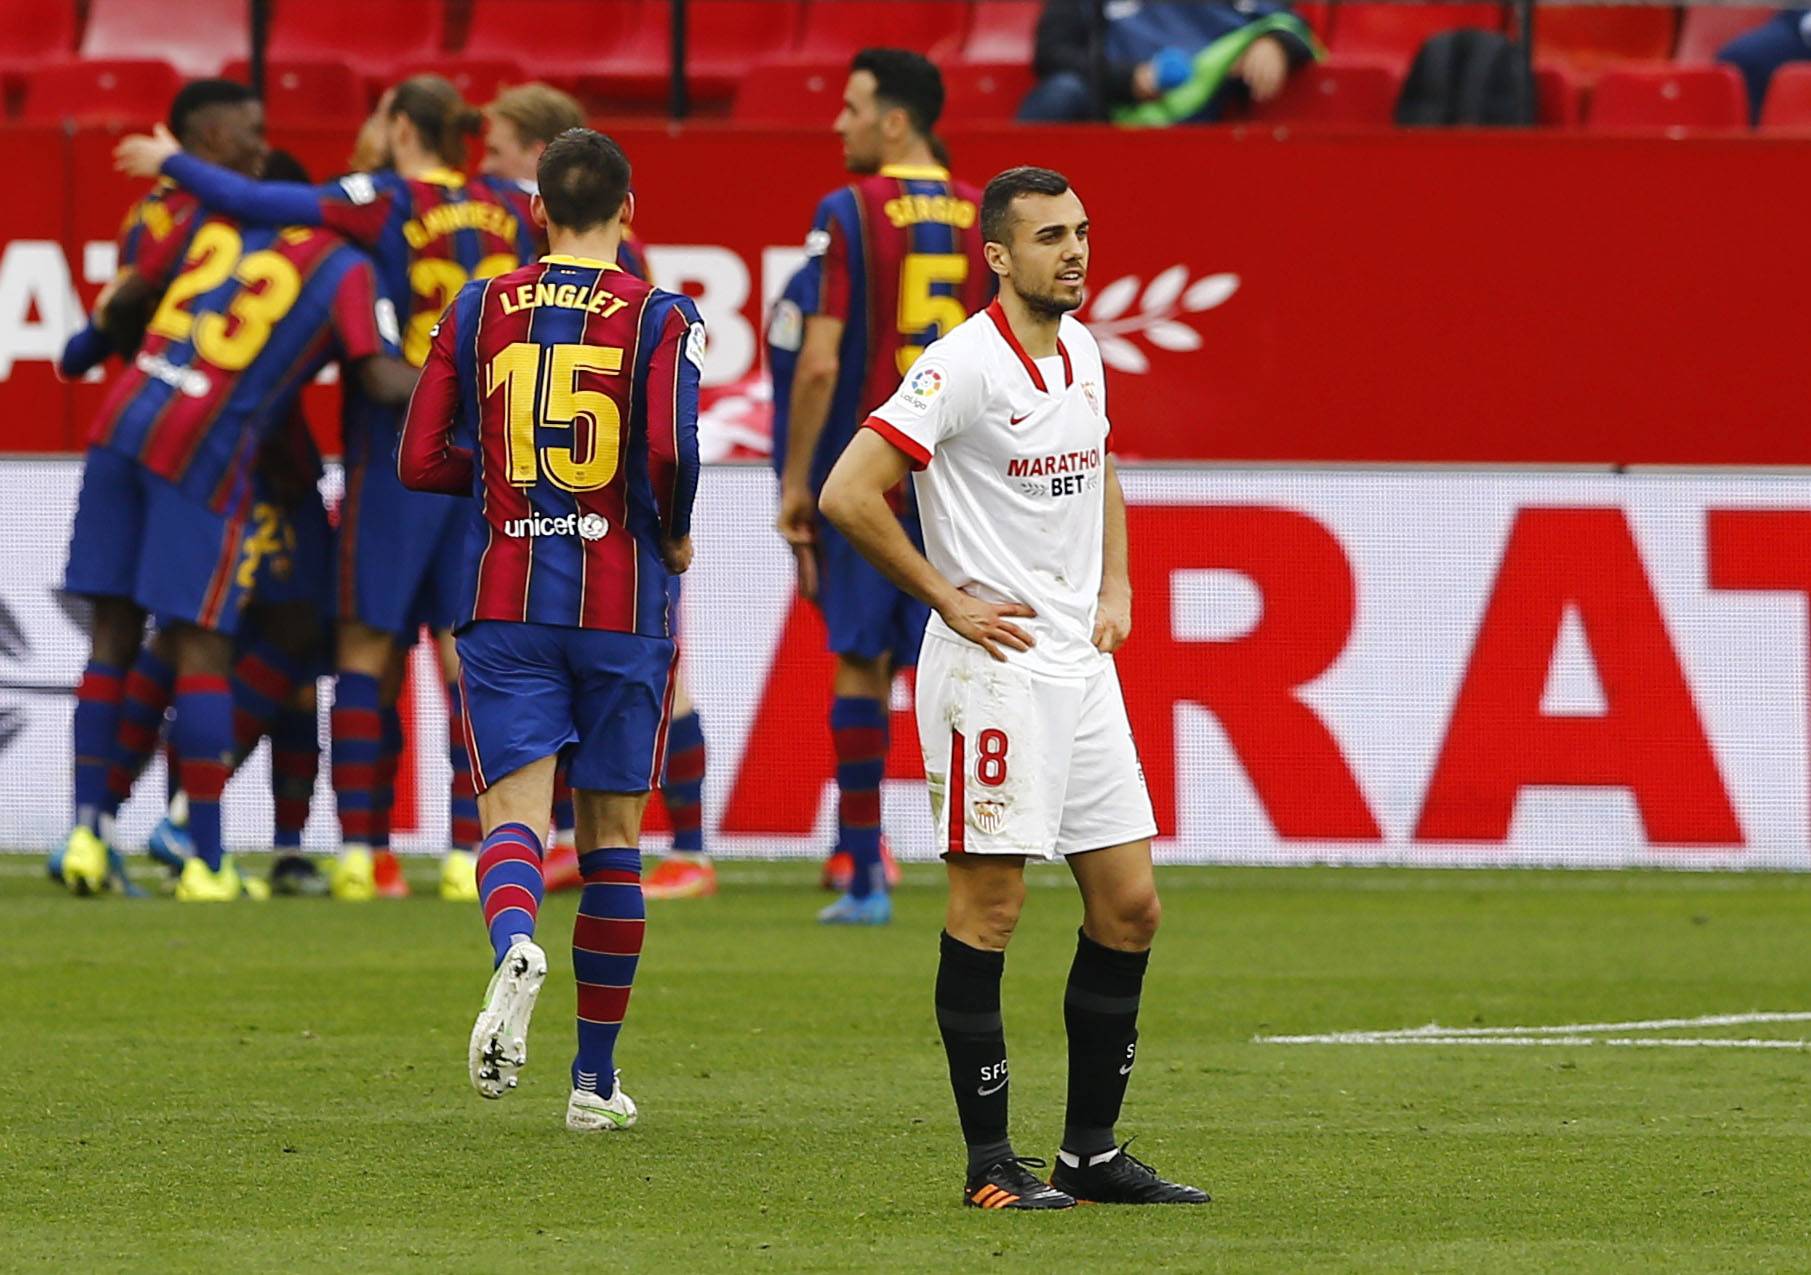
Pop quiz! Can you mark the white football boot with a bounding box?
[566,1072,638,1132]
[468,939,547,1099]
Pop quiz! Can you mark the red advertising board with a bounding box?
[1,123,1808,464]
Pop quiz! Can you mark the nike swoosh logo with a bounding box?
[1118,1063,1134,1075]
[1009,413,1031,425]
[977,1078,1008,1096]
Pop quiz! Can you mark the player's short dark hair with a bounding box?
[850,48,943,137]
[169,79,256,145]
[388,74,484,167]
[981,167,1072,245]
[536,128,632,233]
[261,149,310,184]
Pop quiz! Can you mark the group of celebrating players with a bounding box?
[55,45,1207,1207]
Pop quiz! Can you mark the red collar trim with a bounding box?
[986,300,1071,394]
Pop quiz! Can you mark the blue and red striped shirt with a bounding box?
[804,163,991,492]
[397,254,702,638]
[87,217,388,511]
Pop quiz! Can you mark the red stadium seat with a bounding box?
[396,59,531,105]
[21,59,183,126]
[1760,61,1811,129]
[0,0,77,89]
[589,1,804,101]
[223,59,370,125]
[1675,6,1778,63]
[793,1,972,60]
[83,0,249,78]
[1293,3,1334,44]
[271,0,445,80]
[732,58,847,123]
[1588,63,1747,129]
[458,0,641,88]
[942,61,1034,122]
[1535,63,1583,127]
[1535,4,1680,80]
[1249,59,1401,127]
[961,1,1040,64]
[1329,4,1506,70]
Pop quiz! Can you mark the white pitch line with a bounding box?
[1255,1010,1811,1047]
[1258,1033,1811,1049]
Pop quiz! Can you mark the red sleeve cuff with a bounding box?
[863,415,931,470]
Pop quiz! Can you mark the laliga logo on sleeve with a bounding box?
[902,365,944,412]
[684,322,708,372]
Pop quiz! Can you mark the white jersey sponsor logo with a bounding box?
[503,511,608,541]
[870,306,1112,678]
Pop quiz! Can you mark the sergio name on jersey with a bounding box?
[866,301,1111,680]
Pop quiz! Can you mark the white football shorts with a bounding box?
[916,631,1158,860]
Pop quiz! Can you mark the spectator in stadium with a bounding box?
[1717,8,1811,121]
[1019,0,1317,124]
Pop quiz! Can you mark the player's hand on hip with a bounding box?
[115,124,180,179]
[941,591,1037,664]
[1093,581,1132,654]
[661,535,693,575]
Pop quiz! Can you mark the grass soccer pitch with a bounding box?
[3,858,1811,1273]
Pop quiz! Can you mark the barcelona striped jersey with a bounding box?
[397,255,703,639]
[804,163,992,492]
[86,216,389,511]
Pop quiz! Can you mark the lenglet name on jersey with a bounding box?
[498,281,631,318]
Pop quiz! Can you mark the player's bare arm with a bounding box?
[357,354,419,407]
[114,123,181,179]
[776,315,843,600]
[820,430,1036,663]
[1092,455,1131,654]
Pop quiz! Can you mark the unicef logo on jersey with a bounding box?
[503,512,609,541]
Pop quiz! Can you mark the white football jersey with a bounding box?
[869,301,1111,680]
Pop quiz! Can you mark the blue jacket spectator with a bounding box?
[1718,8,1811,122]
[1021,0,1316,123]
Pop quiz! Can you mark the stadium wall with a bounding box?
[1,124,1808,465]
[3,461,1809,869]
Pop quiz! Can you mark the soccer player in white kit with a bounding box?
[819,167,1208,1210]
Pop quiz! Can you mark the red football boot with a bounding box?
[372,849,410,899]
[542,841,582,892]
[644,856,718,900]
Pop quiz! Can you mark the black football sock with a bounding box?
[1060,928,1150,1161]
[935,930,1013,1176]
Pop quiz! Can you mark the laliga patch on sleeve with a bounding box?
[804,228,832,258]
[767,299,804,353]
[684,322,708,371]
[338,173,378,206]
[898,364,945,412]
[375,298,402,347]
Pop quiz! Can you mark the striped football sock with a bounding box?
[373,703,402,851]
[477,822,544,968]
[270,704,319,850]
[72,659,126,833]
[330,672,381,847]
[661,711,706,855]
[230,640,302,758]
[572,848,645,1093]
[831,696,887,899]
[446,680,481,852]
[172,674,234,872]
[106,645,174,815]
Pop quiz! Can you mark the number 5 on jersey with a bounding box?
[487,341,625,492]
